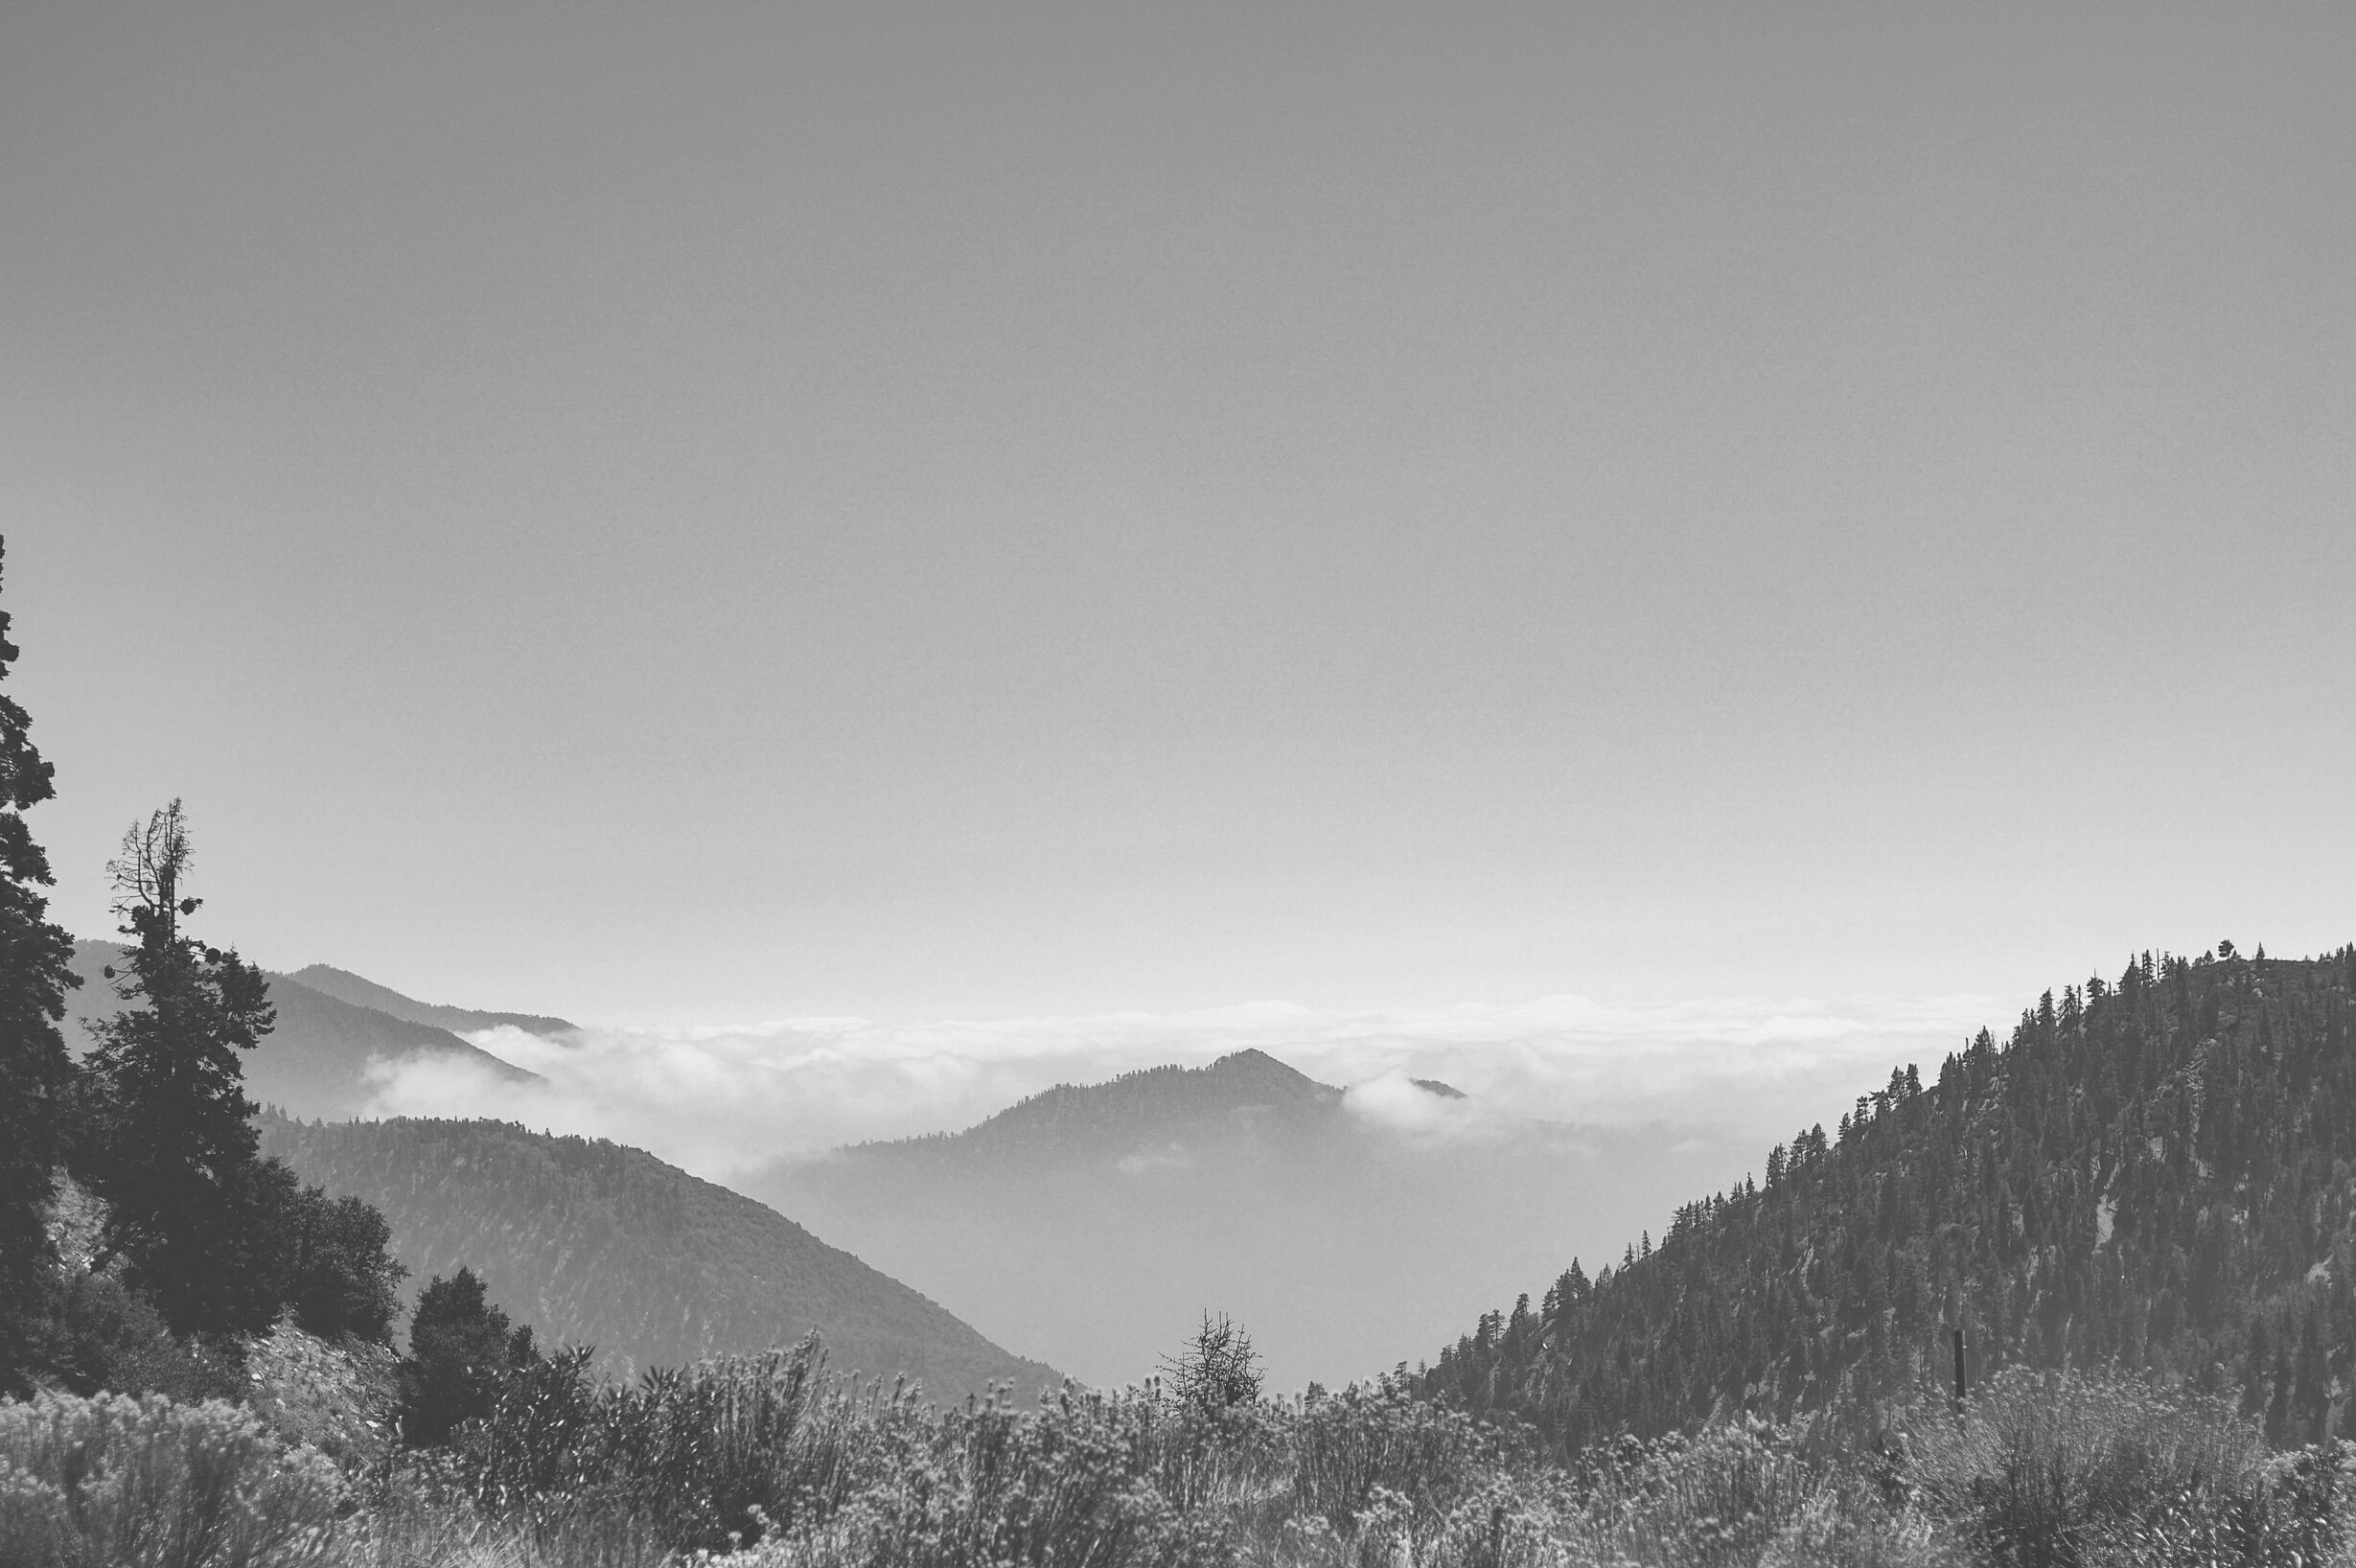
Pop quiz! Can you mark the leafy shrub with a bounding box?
[1556,1419,1962,1568]
[0,1389,342,1568]
[718,1379,1236,1568]
[1899,1366,2319,1567]
[1285,1383,1492,1535]
[262,1183,405,1345]
[2065,1441,2344,1568]
[50,1272,244,1404]
[327,1349,2356,1568]
[672,1353,1954,1568]
[454,1339,875,1552]
[329,1459,673,1568]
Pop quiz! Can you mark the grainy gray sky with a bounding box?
[5,1,2350,1029]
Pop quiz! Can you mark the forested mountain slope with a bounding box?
[1420,945,2356,1453]
[759,1049,1751,1392]
[259,1112,1059,1395]
[65,940,536,1120]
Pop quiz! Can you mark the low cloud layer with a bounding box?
[358,990,2002,1187]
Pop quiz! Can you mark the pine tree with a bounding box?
[0,539,80,1393]
[400,1267,540,1445]
[79,802,281,1337]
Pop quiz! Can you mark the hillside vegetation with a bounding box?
[1421,945,2356,1453]
[259,1112,1058,1395]
[18,1339,2355,1568]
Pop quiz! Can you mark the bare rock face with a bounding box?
[243,1323,402,1469]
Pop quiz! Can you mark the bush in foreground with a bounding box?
[1901,1367,2342,1568]
[12,1346,2356,1568]
[0,1389,342,1568]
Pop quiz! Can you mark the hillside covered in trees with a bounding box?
[260,1113,1058,1395]
[1421,944,2356,1453]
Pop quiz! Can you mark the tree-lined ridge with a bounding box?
[1421,944,2356,1455]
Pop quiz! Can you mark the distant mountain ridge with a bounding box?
[259,1113,1058,1395]
[285,963,576,1038]
[64,939,538,1122]
[876,1049,1347,1165]
[759,1049,1749,1391]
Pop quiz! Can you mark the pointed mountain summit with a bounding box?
[907,1049,1348,1165]
[758,1048,1743,1392]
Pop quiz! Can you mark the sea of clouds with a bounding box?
[357,990,2003,1188]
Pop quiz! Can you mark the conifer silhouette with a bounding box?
[400,1266,541,1445]
[0,538,80,1394]
[80,802,282,1337]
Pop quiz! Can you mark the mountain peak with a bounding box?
[1206,1047,1328,1086]
[835,1049,1347,1165]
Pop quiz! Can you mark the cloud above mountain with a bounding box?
[358,989,2000,1187]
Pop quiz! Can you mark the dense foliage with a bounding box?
[401,1266,543,1446]
[0,1387,346,1566]
[53,1342,2347,1568]
[74,802,284,1337]
[260,1175,408,1345]
[1421,945,2356,1453]
[0,539,81,1396]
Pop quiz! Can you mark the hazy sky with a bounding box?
[5,1,2350,1033]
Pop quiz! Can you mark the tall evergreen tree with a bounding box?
[79,801,281,1337]
[400,1267,540,1446]
[0,539,80,1394]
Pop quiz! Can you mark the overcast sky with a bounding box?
[5,1,2350,1038]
